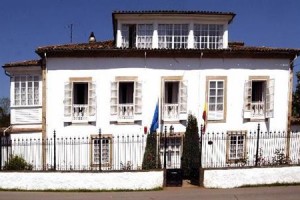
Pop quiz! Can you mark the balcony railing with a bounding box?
[73,104,88,121]
[118,104,134,119]
[251,101,265,118]
[163,103,179,120]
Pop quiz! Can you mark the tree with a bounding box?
[293,72,300,118]
[181,114,200,181]
[142,133,161,170]
[0,97,10,127]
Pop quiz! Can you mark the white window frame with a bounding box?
[206,77,227,121]
[64,78,96,122]
[160,135,182,169]
[136,24,153,49]
[121,24,153,49]
[226,131,247,162]
[162,77,187,121]
[158,24,189,49]
[194,24,224,49]
[243,77,274,119]
[110,77,142,122]
[92,136,111,167]
[13,75,40,106]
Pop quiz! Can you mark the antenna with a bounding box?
[67,24,73,43]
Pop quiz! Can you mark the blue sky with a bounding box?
[1,0,300,98]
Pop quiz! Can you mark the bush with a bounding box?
[4,155,33,170]
[181,114,200,179]
[142,133,161,170]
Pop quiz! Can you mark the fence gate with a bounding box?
[160,135,183,186]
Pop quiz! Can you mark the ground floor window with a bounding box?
[227,131,246,162]
[160,136,182,168]
[92,137,111,166]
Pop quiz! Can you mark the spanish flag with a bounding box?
[202,103,207,133]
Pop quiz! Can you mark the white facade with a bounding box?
[45,57,290,137]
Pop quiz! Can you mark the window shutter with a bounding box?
[134,81,142,114]
[179,80,188,113]
[64,82,72,122]
[88,82,96,121]
[110,81,118,115]
[266,79,275,118]
[243,80,252,118]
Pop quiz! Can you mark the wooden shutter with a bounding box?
[134,81,142,114]
[266,79,275,118]
[64,82,72,122]
[179,80,188,113]
[88,82,96,121]
[110,81,118,115]
[243,80,252,118]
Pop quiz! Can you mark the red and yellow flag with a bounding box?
[202,103,207,133]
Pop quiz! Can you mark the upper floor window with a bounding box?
[121,24,153,48]
[162,77,187,121]
[243,77,274,119]
[14,75,40,106]
[64,78,96,122]
[158,24,189,49]
[207,76,227,121]
[194,24,224,49]
[110,77,142,122]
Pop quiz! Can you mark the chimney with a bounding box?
[89,32,96,43]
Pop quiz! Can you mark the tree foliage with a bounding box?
[0,97,10,127]
[181,114,200,179]
[142,133,161,170]
[293,72,300,117]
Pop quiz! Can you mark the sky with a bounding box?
[1,0,300,98]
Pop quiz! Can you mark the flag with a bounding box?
[150,101,159,133]
[202,102,207,133]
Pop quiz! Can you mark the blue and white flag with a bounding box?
[150,101,159,133]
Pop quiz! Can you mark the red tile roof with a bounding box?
[35,40,300,60]
[3,59,41,68]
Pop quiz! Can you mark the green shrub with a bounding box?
[4,155,33,170]
[142,133,161,170]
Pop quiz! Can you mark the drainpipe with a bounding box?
[1,125,11,170]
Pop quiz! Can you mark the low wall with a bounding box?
[203,166,300,188]
[0,171,163,191]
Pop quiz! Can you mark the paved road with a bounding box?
[0,186,300,200]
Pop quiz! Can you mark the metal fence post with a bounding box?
[164,126,167,169]
[255,123,260,167]
[98,128,102,172]
[0,134,2,170]
[53,130,56,171]
[199,125,203,169]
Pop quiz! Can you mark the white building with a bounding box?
[3,10,300,170]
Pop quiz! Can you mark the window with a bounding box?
[14,75,40,106]
[207,77,227,121]
[227,131,246,162]
[92,137,111,167]
[162,78,187,121]
[122,24,153,48]
[194,24,224,49]
[64,78,96,122]
[243,78,274,119]
[160,136,182,168]
[158,24,189,49]
[110,78,142,121]
[136,24,153,49]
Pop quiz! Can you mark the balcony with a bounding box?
[73,104,88,121]
[163,104,179,121]
[251,101,265,118]
[118,104,134,120]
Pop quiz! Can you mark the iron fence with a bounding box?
[1,125,300,171]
